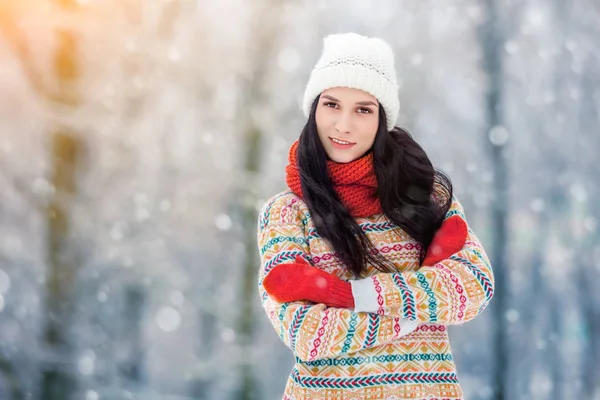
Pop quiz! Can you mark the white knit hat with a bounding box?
[302,33,400,131]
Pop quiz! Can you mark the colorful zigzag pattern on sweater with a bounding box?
[257,190,494,400]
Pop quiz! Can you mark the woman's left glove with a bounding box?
[422,215,468,266]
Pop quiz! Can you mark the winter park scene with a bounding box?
[0,0,599,399]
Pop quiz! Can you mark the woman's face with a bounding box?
[315,87,380,163]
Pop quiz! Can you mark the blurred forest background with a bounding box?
[0,0,599,399]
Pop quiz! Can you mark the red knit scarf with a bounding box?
[285,140,382,217]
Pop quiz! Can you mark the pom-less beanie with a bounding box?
[302,32,400,131]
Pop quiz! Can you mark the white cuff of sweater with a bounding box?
[350,278,420,335]
[350,278,380,313]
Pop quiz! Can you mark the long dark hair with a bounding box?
[297,97,453,278]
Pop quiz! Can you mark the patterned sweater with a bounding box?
[257,190,494,400]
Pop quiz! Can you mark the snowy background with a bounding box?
[0,0,599,399]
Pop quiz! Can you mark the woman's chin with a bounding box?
[326,152,358,163]
[325,146,370,163]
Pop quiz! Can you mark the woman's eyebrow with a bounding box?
[321,95,339,102]
[356,100,378,107]
[321,95,378,107]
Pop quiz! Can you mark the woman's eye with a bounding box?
[357,107,372,114]
[324,102,338,108]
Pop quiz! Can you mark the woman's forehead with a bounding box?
[321,87,378,103]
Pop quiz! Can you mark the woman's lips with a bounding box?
[329,137,356,149]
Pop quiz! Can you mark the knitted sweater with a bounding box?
[257,190,494,400]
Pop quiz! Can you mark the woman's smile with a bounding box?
[329,137,356,149]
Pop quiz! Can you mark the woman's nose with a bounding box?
[334,112,353,134]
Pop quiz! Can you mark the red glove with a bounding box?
[422,215,468,266]
[262,256,355,309]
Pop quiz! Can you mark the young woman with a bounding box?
[257,32,494,400]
